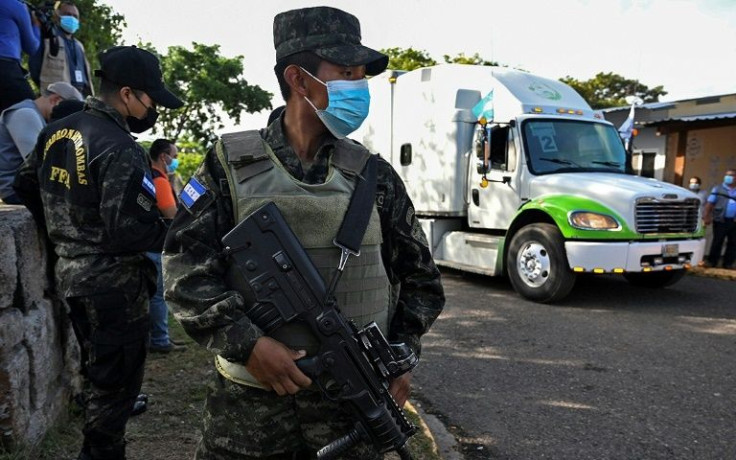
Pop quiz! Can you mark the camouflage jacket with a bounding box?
[163,114,445,364]
[13,97,166,297]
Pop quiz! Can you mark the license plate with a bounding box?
[662,243,679,257]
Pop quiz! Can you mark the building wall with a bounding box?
[681,125,736,190]
[663,126,736,187]
[606,94,736,188]
[668,94,736,118]
[631,129,667,180]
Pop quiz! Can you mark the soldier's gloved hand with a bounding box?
[246,336,312,395]
[388,372,412,408]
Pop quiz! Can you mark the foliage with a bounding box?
[381,47,502,72]
[560,72,667,109]
[381,47,437,71]
[27,0,126,94]
[140,42,272,148]
[177,152,205,184]
[443,52,498,66]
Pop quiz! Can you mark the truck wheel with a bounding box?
[507,224,576,303]
[623,270,686,288]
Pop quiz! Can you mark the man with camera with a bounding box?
[29,0,94,97]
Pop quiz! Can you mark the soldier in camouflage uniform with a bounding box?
[13,46,183,460]
[163,6,445,459]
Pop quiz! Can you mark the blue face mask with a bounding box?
[301,67,370,138]
[59,16,79,34]
[167,158,179,173]
[725,175,734,186]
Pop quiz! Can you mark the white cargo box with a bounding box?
[356,64,594,215]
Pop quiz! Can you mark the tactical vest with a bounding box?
[214,130,391,389]
[710,185,736,222]
[39,36,94,95]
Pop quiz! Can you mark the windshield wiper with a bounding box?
[592,161,622,167]
[538,157,580,167]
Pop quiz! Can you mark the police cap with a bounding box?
[94,45,184,109]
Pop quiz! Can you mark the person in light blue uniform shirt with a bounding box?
[704,169,736,267]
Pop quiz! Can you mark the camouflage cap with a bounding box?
[273,6,388,76]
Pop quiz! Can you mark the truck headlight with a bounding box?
[569,211,620,230]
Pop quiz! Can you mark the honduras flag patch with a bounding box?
[181,176,207,210]
[142,174,156,196]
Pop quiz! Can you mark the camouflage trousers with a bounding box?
[195,372,383,460]
[66,280,150,460]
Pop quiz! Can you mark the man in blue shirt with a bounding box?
[703,169,736,267]
[29,1,93,97]
[0,0,41,111]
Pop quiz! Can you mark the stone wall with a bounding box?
[0,205,81,451]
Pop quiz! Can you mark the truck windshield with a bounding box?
[522,119,627,175]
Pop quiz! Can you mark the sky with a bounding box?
[106,0,736,130]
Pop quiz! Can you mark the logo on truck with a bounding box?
[528,82,562,101]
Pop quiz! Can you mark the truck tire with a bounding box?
[623,270,686,288]
[507,224,576,303]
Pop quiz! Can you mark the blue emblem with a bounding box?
[142,174,156,196]
[181,176,206,210]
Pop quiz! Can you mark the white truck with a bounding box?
[355,64,705,303]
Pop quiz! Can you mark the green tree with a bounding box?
[443,52,498,66]
[175,136,206,182]
[381,47,437,71]
[560,72,667,109]
[142,42,273,148]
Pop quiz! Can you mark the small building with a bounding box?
[603,94,736,189]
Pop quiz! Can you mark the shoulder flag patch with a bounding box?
[181,176,207,210]
[142,174,156,196]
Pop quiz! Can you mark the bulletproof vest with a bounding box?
[213,130,390,389]
[710,185,735,222]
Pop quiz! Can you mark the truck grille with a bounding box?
[635,198,700,234]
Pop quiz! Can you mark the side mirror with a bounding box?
[400,143,412,166]
[474,126,490,174]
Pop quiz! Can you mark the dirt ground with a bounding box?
[19,317,437,460]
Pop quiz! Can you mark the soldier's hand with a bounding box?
[389,372,412,408]
[246,337,312,395]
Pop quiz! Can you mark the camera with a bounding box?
[22,0,58,38]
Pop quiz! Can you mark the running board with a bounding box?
[434,231,504,276]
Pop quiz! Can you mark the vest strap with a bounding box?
[327,153,378,299]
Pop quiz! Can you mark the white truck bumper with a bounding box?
[565,238,705,272]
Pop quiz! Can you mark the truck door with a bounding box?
[467,124,522,230]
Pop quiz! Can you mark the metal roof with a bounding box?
[601,101,675,113]
[641,111,736,126]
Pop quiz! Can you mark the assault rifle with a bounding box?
[222,202,418,460]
